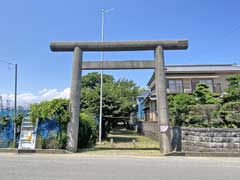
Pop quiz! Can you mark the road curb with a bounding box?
[1,148,240,157]
[35,149,72,154]
[165,151,240,157]
[0,148,72,154]
[0,148,18,153]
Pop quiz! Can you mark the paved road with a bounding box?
[0,154,240,180]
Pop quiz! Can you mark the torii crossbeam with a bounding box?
[50,40,188,154]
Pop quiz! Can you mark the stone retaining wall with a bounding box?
[182,128,240,152]
[138,121,240,153]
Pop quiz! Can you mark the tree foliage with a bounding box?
[80,73,141,138]
[0,116,9,127]
[224,73,240,102]
[186,104,219,127]
[168,94,196,126]
[81,72,114,89]
[80,73,140,118]
[168,74,240,128]
[78,112,97,148]
[28,73,141,149]
[194,83,222,104]
[29,99,70,149]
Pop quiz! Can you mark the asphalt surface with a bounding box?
[0,154,240,180]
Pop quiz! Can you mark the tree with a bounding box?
[186,104,219,127]
[80,73,141,137]
[80,73,140,118]
[224,73,240,102]
[194,83,222,104]
[114,79,140,117]
[78,112,97,148]
[29,99,70,149]
[167,74,240,128]
[168,93,196,126]
[0,116,9,128]
[81,72,114,89]
[28,73,141,148]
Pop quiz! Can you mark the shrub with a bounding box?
[168,93,196,126]
[221,101,240,112]
[186,104,219,127]
[167,74,239,128]
[194,83,222,104]
[0,116,9,128]
[29,99,70,149]
[78,112,97,148]
[224,73,240,102]
[213,101,240,128]
[225,113,240,127]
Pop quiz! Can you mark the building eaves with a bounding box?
[147,64,240,86]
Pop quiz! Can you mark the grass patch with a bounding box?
[79,128,161,155]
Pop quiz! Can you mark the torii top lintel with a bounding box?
[50,40,188,52]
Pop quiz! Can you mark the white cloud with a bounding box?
[0,88,70,108]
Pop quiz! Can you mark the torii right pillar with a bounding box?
[154,45,171,154]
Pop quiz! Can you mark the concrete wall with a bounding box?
[137,122,181,151]
[213,73,232,92]
[138,121,159,140]
[138,122,240,153]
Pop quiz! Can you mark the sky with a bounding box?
[0,0,240,107]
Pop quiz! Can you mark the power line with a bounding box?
[0,59,15,66]
[222,24,240,40]
[0,59,16,71]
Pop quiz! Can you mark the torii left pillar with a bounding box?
[67,46,82,152]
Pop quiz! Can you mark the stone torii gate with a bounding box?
[50,40,188,154]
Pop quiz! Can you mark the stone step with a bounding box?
[20,139,32,142]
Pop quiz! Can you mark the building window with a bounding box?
[168,80,183,93]
[191,79,214,92]
[198,79,213,92]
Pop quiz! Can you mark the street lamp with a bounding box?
[99,8,114,144]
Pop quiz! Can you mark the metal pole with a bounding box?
[13,64,17,146]
[99,9,105,144]
[0,60,18,145]
[99,8,114,144]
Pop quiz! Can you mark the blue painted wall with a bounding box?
[136,91,149,119]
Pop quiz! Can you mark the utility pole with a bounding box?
[0,96,3,111]
[6,99,10,112]
[13,64,18,145]
[0,60,18,146]
[99,8,114,144]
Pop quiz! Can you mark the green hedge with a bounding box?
[221,101,240,112]
[78,112,97,148]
